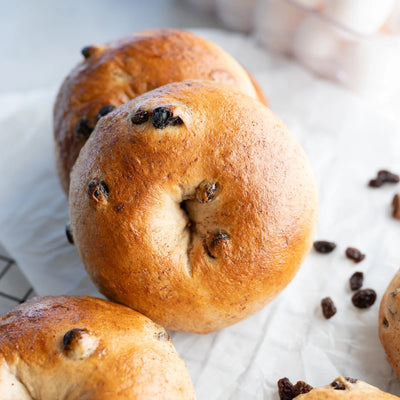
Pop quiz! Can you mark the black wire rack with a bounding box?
[0,254,35,314]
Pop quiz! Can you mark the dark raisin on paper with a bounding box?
[277,378,313,400]
[352,289,377,309]
[313,241,336,254]
[392,194,400,220]
[321,297,337,319]
[278,378,295,400]
[368,170,399,187]
[349,272,364,291]
[293,381,313,396]
[345,247,365,263]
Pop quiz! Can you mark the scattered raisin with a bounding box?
[131,110,149,125]
[152,107,183,129]
[75,118,93,139]
[313,241,336,254]
[331,379,346,390]
[196,182,219,203]
[278,378,295,400]
[392,194,400,220]
[97,104,116,120]
[65,223,74,245]
[368,170,399,187]
[87,179,109,202]
[352,289,377,309]
[277,378,313,400]
[321,297,337,319]
[344,377,357,384]
[293,381,313,396]
[349,272,364,291]
[345,247,365,263]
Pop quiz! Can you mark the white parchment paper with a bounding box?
[1,29,400,399]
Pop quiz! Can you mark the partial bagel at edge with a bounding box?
[0,296,195,399]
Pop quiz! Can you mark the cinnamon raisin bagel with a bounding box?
[379,269,400,381]
[0,296,195,399]
[54,28,267,194]
[284,376,399,399]
[69,80,318,334]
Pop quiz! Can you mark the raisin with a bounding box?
[196,182,219,203]
[349,272,364,291]
[63,328,86,349]
[321,297,337,319]
[81,46,94,58]
[344,377,357,383]
[152,107,183,129]
[313,241,336,254]
[378,170,400,183]
[293,381,313,396]
[383,317,389,328]
[97,104,116,120]
[392,194,400,220]
[278,378,295,400]
[131,110,149,124]
[345,247,365,263]
[331,379,346,390]
[352,289,377,309]
[75,118,93,139]
[65,223,74,245]
[368,170,399,187]
[87,179,109,202]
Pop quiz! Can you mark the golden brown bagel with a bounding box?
[290,376,399,399]
[69,80,318,334]
[0,296,195,399]
[379,269,400,381]
[54,28,267,194]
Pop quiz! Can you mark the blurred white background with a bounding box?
[0,0,222,93]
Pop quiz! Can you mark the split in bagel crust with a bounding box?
[0,296,195,399]
[53,28,267,194]
[69,80,318,333]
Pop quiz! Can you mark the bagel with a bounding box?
[286,376,399,399]
[54,28,267,194]
[379,269,400,381]
[69,80,318,333]
[0,296,195,399]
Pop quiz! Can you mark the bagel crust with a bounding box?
[0,296,195,399]
[294,376,399,399]
[379,269,400,381]
[54,29,266,194]
[69,80,318,334]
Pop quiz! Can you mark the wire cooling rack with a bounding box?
[0,254,35,314]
